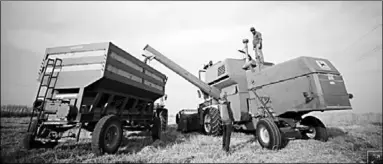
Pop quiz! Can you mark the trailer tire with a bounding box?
[23,132,36,150]
[92,115,123,156]
[151,116,162,141]
[23,119,39,150]
[203,108,222,136]
[300,116,328,142]
[256,118,283,150]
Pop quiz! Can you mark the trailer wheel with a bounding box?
[92,115,123,156]
[23,132,36,150]
[23,119,39,150]
[300,116,328,142]
[151,116,162,141]
[256,118,283,150]
[203,108,222,136]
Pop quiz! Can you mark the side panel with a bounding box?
[247,56,341,90]
[103,72,163,100]
[250,74,323,116]
[220,84,249,121]
[45,42,109,55]
[55,70,103,89]
[40,47,107,88]
[105,43,166,98]
[317,73,352,109]
[108,43,167,81]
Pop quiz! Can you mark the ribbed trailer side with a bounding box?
[103,43,167,101]
[39,42,167,101]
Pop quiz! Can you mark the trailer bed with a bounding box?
[39,42,167,101]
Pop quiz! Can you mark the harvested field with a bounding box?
[1,111,382,163]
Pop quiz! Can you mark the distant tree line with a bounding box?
[1,105,36,117]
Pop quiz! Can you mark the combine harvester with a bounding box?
[24,42,168,155]
[143,38,354,150]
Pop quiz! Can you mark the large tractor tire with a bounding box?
[92,115,123,156]
[23,119,38,150]
[256,118,283,150]
[159,109,168,132]
[300,116,328,142]
[175,113,180,125]
[202,108,222,136]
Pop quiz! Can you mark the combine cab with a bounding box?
[24,42,168,155]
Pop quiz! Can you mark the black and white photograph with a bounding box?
[1,1,382,163]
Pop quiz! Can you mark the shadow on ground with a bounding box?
[117,124,199,154]
[327,127,348,138]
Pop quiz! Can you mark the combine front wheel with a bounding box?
[256,118,283,150]
[92,115,123,156]
[159,109,168,131]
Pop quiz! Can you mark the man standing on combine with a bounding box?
[250,27,264,64]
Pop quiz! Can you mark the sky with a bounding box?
[1,1,382,115]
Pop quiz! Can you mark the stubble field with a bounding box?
[1,110,382,163]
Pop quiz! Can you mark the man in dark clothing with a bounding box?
[250,27,264,64]
[219,92,234,153]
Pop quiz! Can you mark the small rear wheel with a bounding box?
[300,116,328,142]
[92,115,123,156]
[256,118,283,150]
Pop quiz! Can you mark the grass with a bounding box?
[1,105,36,117]
[1,111,382,163]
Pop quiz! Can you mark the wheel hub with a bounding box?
[259,126,270,144]
[104,125,118,147]
[306,127,316,139]
[204,114,211,133]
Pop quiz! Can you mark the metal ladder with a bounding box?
[250,88,277,121]
[28,58,63,132]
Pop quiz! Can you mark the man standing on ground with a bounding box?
[250,27,264,64]
[219,92,234,154]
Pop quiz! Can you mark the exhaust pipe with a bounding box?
[348,93,353,99]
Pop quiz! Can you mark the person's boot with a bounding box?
[223,124,232,153]
[222,124,227,150]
